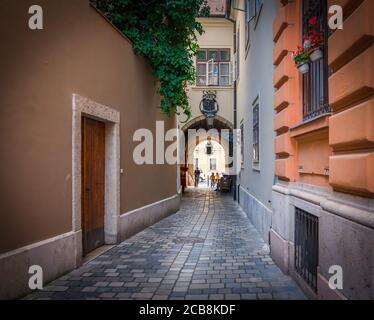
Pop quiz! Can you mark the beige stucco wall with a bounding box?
[0,0,177,254]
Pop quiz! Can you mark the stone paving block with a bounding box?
[225,294,241,300]
[124,282,139,287]
[257,293,273,300]
[209,294,224,300]
[152,295,169,300]
[141,287,158,293]
[241,293,257,300]
[116,293,133,299]
[81,287,97,292]
[173,287,189,292]
[131,293,154,299]
[206,278,221,284]
[185,294,208,300]
[155,289,172,295]
[99,292,116,298]
[169,292,185,299]
[187,289,203,295]
[109,282,124,287]
[158,284,174,290]
[162,280,176,285]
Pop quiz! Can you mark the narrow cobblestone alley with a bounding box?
[25,189,306,300]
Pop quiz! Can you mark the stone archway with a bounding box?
[180,115,234,189]
[181,114,233,132]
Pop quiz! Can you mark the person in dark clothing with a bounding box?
[194,168,201,187]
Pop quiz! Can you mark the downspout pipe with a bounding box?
[225,2,238,201]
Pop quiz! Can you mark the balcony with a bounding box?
[301,0,330,121]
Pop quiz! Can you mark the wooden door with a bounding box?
[81,117,105,255]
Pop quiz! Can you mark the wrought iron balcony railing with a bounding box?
[302,0,331,121]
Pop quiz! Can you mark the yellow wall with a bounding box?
[181,17,234,126]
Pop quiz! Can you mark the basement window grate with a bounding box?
[294,207,319,293]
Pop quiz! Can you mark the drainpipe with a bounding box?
[226,13,238,201]
[232,41,238,201]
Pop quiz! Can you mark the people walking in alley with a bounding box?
[210,172,216,189]
[194,167,201,187]
[215,172,220,183]
[214,173,221,191]
[215,173,221,191]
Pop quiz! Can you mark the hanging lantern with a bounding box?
[206,140,213,155]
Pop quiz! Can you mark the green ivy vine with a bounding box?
[92,0,210,120]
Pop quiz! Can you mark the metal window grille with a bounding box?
[302,0,330,121]
[295,207,319,292]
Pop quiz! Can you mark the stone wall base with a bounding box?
[0,231,79,300]
[239,187,272,244]
[119,193,181,242]
[270,228,290,275]
[0,193,181,300]
[270,182,374,300]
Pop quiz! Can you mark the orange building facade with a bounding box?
[271,0,373,299]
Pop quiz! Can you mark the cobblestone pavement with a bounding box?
[25,189,306,300]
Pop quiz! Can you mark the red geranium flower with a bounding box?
[309,16,318,26]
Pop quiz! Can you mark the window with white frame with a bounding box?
[245,0,263,49]
[254,0,263,26]
[252,102,260,165]
[255,0,262,14]
[245,0,254,49]
[196,49,232,86]
[240,121,244,167]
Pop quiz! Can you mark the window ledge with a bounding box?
[190,86,233,91]
[290,114,330,141]
[252,163,261,172]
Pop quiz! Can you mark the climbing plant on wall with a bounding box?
[92,0,210,120]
